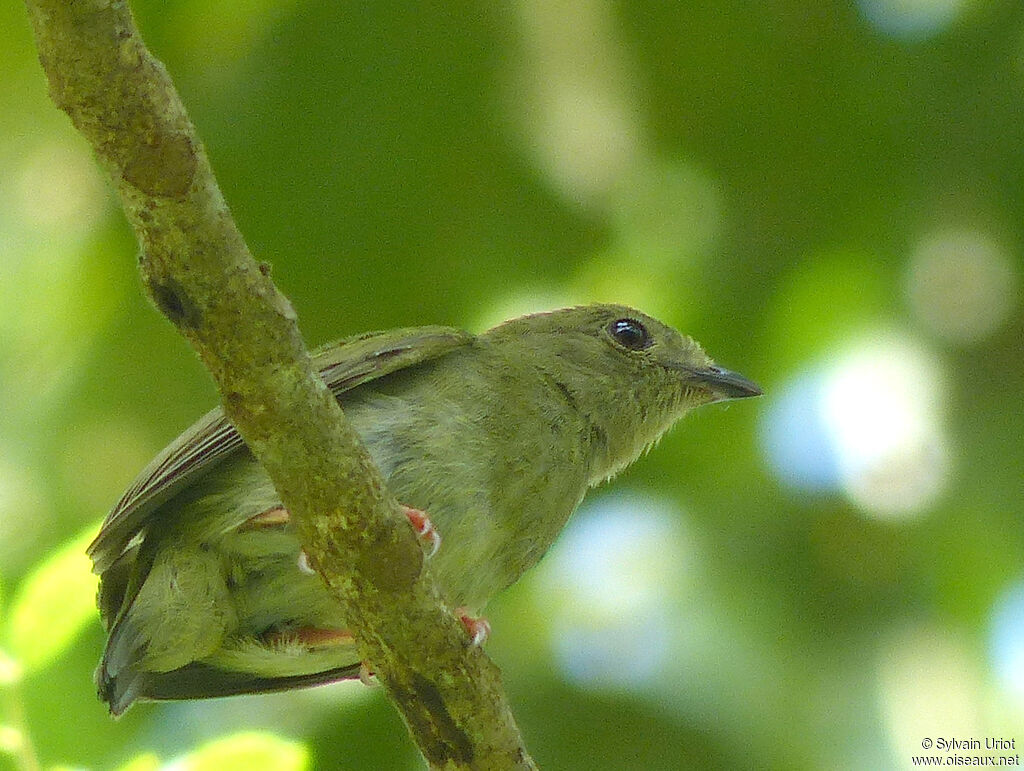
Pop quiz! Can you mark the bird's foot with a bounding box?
[297,549,316,575]
[402,504,440,558]
[455,608,491,646]
[243,503,439,568]
[358,661,378,687]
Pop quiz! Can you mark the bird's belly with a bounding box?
[349,397,528,609]
[211,395,534,621]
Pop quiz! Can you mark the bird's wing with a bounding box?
[87,326,474,572]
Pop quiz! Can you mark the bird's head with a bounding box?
[485,304,761,482]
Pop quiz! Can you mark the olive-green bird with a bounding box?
[90,304,760,714]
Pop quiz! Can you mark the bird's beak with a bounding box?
[689,366,762,402]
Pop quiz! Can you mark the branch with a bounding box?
[23,1,536,767]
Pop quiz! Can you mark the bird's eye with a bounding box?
[607,318,652,350]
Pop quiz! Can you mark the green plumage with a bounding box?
[89,304,760,714]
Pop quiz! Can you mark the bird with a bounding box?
[89,303,761,715]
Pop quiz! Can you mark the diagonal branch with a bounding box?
[22,0,536,767]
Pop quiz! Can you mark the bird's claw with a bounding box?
[358,661,378,687]
[297,549,316,575]
[456,608,490,647]
[402,505,440,558]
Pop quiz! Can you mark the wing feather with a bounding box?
[87,326,473,572]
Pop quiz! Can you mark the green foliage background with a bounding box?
[2,1,1022,769]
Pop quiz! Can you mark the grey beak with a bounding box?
[690,366,762,401]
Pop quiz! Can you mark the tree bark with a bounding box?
[22,1,536,767]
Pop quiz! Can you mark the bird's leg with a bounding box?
[357,608,489,689]
[401,504,441,557]
[297,549,316,575]
[242,505,290,528]
[263,626,355,648]
[240,507,321,575]
[244,503,440,566]
[242,503,443,687]
[455,607,491,646]
[358,661,378,687]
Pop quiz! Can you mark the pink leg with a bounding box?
[263,626,354,648]
[456,607,491,647]
[402,504,441,557]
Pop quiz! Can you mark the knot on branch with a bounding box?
[122,131,197,199]
[148,275,201,329]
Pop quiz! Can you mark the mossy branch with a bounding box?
[22,1,536,767]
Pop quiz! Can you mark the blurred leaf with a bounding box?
[0,647,21,685]
[175,732,309,771]
[765,250,892,373]
[115,752,161,771]
[4,528,98,674]
[0,725,25,757]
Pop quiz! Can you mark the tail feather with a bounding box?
[98,659,361,714]
[96,612,148,715]
[143,661,362,701]
[96,660,143,717]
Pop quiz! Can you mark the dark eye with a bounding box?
[607,318,652,350]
